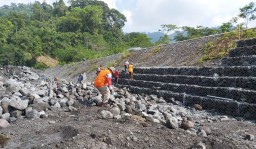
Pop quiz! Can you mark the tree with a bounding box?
[155,35,171,44]
[159,24,179,35]
[219,22,233,33]
[239,2,256,28]
[53,0,67,17]
[173,31,189,41]
[0,18,14,46]
[124,32,152,48]
[157,24,179,44]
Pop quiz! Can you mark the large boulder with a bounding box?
[9,99,29,110]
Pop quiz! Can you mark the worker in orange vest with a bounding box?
[94,67,115,107]
[128,63,134,80]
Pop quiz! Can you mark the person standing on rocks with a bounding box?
[124,61,129,73]
[77,74,83,85]
[81,72,87,89]
[114,68,119,84]
[94,67,115,107]
[128,63,134,80]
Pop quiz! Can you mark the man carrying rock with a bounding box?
[94,67,115,107]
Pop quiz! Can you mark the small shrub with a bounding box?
[34,62,49,69]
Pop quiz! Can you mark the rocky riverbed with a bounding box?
[0,66,255,149]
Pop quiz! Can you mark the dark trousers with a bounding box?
[124,65,127,72]
[115,77,119,84]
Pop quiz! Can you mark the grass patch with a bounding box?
[197,28,256,64]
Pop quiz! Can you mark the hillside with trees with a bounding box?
[0,1,256,69]
[0,0,153,68]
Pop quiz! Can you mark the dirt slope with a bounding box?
[42,35,221,82]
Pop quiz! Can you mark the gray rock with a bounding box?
[67,99,75,106]
[113,115,122,119]
[52,102,61,108]
[0,107,3,116]
[10,110,23,118]
[57,94,64,98]
[109,107,121,116]
[9,99,29,110]
[62,87,69,93]
[30,102,49,111]
[199,126,211,135]
[245,134,254,141]
[9,117,17,122]
[48,89,54,98]
[192,142,206,149]
[197,130,207,137]
[13,92,23,97]
[37,90,48,97]
[166,117,179,129]
[49,98,57,106]
[0,119,10,128]
[39,111,47,118]
[117,101,126,111]
[1,113,10,120]
[101,110,113,119]
[26,109,40,118]
[5,79,22,93]
[92,95,102,104]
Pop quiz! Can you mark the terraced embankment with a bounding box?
[117,38,256,120]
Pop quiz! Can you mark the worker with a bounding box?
[114,68,119,84]
[94,67,115,107]
[128,63,134,80]
[124,61,129,73]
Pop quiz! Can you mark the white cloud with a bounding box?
[121,0,255,32]
[1,0,255,32]
[102,0,117,9]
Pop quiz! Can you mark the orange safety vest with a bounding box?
[94,69,112,88]
[128,64,133,73]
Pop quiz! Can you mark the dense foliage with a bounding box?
[0,0,152,67]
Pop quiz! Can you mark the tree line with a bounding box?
[0,0,152,68]
[157,2,256,44]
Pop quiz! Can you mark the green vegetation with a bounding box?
[1,1,256,68]
[151,47,161,55]
[197,28,256,64]
[0,0,152,68]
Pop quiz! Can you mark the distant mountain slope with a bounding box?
[146,32,164,42]
[146,31,180,43]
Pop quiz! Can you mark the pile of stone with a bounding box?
[0,66,253,140]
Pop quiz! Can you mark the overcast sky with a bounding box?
[0,0,255,33]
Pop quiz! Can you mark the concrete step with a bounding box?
[236,38,256,47]
[229,46,256,57]
[133,66,256,77]
[118,79,256,103]
[221,56,256,66]
[116,84,256,120]
[119,74,256,90]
